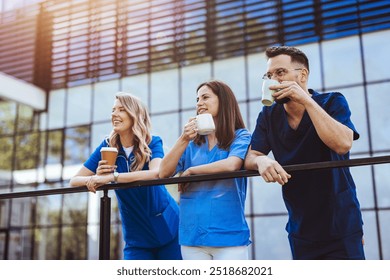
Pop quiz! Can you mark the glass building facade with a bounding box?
[0,0,390,260]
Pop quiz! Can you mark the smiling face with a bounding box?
[196,85,219,118]
[111,98,133,135]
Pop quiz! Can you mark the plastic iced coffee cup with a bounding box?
[100,147,118,166]
[261,79,280,106]
[196,113,215,135]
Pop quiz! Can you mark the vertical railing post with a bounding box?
[99,189,111,260]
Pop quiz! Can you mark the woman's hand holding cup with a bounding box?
[96,160,116,175]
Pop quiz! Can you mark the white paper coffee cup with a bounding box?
[100,147,118,166]
[196,113,215,135]
[261,79,280,106]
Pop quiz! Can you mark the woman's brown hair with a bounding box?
[194,80,245,150]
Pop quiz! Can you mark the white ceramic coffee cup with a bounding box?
[196,113,215,135]
[261,79,280,106]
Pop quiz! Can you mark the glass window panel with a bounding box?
[38,131,47,168]
[322,36,363,88]
[14,132,39,171]
[0,233,4,259]
[91,122,112,151]
[121,73,149,106]
[151,113,179,152]
[64,126,90,166]
[150,69,179,114]
[47,129,63,165]
[379,210,390,260]
[93,79,120,122]
[361,210,380,260]
[0,199,9,227]
[374,162,390,209]
[48,89,66,129]
[8,229,33,260]
[251,216,291,259]
[62,192,88,225]
[213,56,246,101]
[0,100,16,135]
[249,177,287,215]
[248,100,262,133]
[61,226,87,259]
[34,227,60,260]
[46,130,63,181]
[340,86,369,154]
[363,30,390,83]
[239,102,248,129]
[366,82,390,151]
[180,63,212,109]
[36,183,62,226]
[16,104,34,133]
[87,224,99,260]
[66,84,92,126]
[349,163,374,209]
[247,52,267,100]
[109,223,123,260]
[298,43,322,90]
[0,137,13,185]
[10,196,34,227]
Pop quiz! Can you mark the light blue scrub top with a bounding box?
[176,128,251,246]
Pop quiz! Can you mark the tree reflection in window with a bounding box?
[64,126,90,166]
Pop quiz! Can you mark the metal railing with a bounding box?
[1,155,390,259]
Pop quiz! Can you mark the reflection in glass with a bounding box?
[0,233,4,259]
[0,136,13,171]
[16,104,34,133]
[0,199,9,227]
[47,130,63,165]
[64,126,90,166]
[36,183,62,226]
[8,230,33,260]
[61,226,87,259]
[0,101,16,135]
[14,132,39,170]
[10,197,34,227]
[110,223,123,260]
[62,192,88,225]
[34,227,59,260]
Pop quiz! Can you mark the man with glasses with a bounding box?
[245,46,365,260]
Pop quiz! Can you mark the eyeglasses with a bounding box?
[262,68,302,80]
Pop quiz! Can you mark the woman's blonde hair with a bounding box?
[109,92,152,171]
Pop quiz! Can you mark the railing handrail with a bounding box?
[1,155,390,200]
[2,154,390,260]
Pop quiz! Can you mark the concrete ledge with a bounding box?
[0,71,46,111]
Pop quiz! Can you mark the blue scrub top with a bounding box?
[176,128,251,246]
[251,90,363,241]
[84,136,179,248]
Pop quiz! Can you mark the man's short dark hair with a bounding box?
[265,46,310,72]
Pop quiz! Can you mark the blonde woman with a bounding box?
[70,92,181,260]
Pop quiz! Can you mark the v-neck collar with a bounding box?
[205,137,217,152]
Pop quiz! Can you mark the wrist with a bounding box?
[112,171,119,183]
